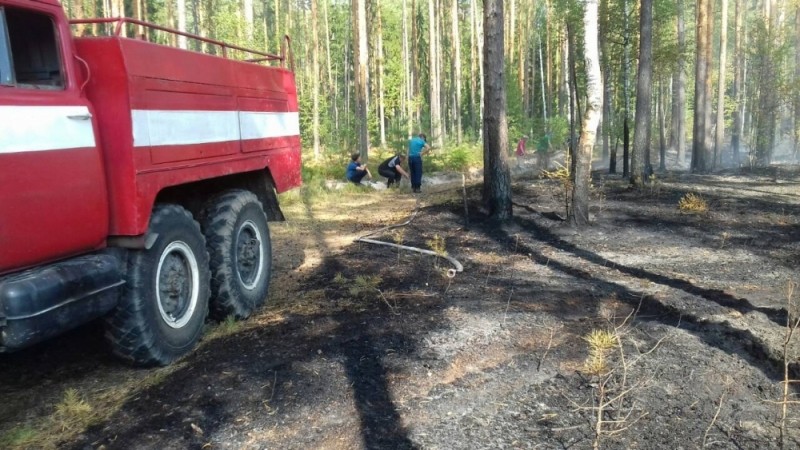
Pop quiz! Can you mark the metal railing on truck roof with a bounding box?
[69,17,294,70]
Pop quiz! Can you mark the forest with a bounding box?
[64,0,800,178]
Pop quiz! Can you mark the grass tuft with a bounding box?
[348,275,383,298]
[426,234,448,257]
[678,193,708,213]
[0,426,38,448]
[54,389,93,432]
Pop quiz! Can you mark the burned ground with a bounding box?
[1,167,799,449]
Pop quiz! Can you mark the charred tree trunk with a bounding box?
[731,0,744,164]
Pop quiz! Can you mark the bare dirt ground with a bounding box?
[1,163,799,450]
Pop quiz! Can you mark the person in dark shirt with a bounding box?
[346,152,371,185]
[378,154,409,187]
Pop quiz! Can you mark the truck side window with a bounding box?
[3,8,64,89]
[0,9,12,86]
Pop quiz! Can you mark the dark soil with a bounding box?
[2,167,799,449]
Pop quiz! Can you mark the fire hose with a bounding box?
[354,200,464,278]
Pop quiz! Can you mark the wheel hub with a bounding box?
[156,241,199,328]
[236,220,264,290]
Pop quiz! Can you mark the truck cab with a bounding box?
[0,0,301,365]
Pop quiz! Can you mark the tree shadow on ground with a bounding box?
[475,212,795,384]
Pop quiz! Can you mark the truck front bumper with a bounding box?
[0,254,123,351]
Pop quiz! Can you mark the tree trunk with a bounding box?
[539,30,548,123]
[692,0,713,173]
[452,0,462,143]
[311,0,320,159]
[621,0,631,177]
[429,0,443,147]
[482,0,512,220]
[566,24,578,170]
[477,0,485,140]
[794,4,800,160]
[323,0,337,131]
[354,0,370,161]
[377,0,387,148]
[470,0,478,136]
[659,79,668,171]
[670,0,687,167]
[244,0,254,42]
[714,0,729,168]
[605,63,615,173]
[754,0,777,166]
[630,0,653,186]
[176,0,187,48]
[404,0,413,137]
[570,0,602,228]
[731,0,745,164]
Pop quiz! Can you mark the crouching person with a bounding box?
[346,152,372,185]
[378,154,409,187]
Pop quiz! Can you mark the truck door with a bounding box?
[0,5,108,273]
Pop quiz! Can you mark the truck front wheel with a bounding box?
[105,205,211,366]
[202,190,272,320]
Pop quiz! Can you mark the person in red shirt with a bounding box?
[515,135,528,166]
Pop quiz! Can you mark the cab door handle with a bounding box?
[67,113,92,120]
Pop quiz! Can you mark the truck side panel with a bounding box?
[74,37,301,237]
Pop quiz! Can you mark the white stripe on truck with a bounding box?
[131,110,300,147]
[0,106,96,154]
[0,107,299,154]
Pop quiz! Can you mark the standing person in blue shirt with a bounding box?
[346,152,372,185]
[408,132,431,193]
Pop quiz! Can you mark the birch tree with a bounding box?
[570,0,602,228]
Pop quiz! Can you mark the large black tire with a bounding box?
[202,190,272,320]
[105,205,210,366]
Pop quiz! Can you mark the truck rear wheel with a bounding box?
[202,190,272,320]
[105,205,210,366]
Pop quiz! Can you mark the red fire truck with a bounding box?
[0,0,301,365]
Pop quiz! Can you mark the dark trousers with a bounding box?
[408,155,423,190]
[347,170,368,185]
[379,167,402,186]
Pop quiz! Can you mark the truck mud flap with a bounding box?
[0,254,124,351]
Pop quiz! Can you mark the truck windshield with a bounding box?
[0,9,13,86]
[3,7,64,89]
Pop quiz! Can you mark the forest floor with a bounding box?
[1,161,800,450]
